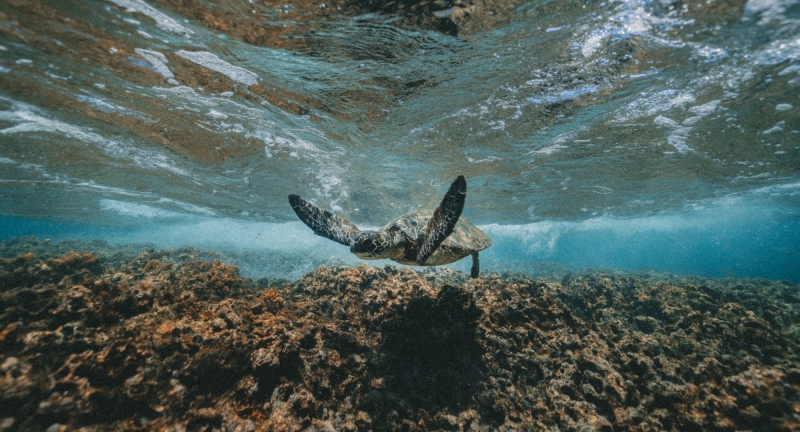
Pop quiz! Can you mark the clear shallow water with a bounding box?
[0,0,799,280]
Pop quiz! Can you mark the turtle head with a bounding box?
[350,230,393,259]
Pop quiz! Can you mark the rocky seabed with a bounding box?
[1,247,799,431]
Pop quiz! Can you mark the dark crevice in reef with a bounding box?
[1,241,800,431]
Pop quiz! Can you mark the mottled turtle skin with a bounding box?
[361,212,491,266]
[289,175,492,278]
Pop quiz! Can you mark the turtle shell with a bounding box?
[384,212,492,266]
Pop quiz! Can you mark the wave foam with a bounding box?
[108,0,193,35]
[175,51,258,86]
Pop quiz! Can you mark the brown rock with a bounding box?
[0,249,798,430]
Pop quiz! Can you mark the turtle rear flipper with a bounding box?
[417,175,466,265]
[288,195,360,246]
[470,252,480,278]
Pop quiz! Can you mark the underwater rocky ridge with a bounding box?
[1,238,799,431]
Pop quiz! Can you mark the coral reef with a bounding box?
[1,245,799,431]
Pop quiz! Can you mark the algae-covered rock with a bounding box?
[1,245,799,431]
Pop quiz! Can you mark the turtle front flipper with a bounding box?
[289,195,360,246]
[417,175,467,265]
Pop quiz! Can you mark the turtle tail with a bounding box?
[470,252,480,278]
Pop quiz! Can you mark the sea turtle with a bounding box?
[288,175,492,278]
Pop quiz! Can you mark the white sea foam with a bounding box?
[76,95,130,113]
[526,86,598,105]
[206,109,229,119]
[246,129,325,160]
[530,144,567,155]
[64,181,146,197]
[478,197,780,263]
[313,169,347,212]
[107,0,193,35]
[481,222,561,255]
[695,44,729,61]
[613,94,720,154]
[654,115,692,153]
[175,50,258,86]
[0,102,111,143]
[762,120,785,134]
[687,100,720,117]
[682,99,720,126]
[586,185,613,195]
[134,48,174,80]
[156,85,209,105]
[155,198,215,216]
[614,89,696,122]
[0,97,192,177]
[579,1,690,58]
[107,219,351,256]
[466,155,502,163]
[101,199,183,218]
[242,125,346,208]
[744,0,799,24]
[779,64,800,75]
[755,36,800,66]
[0,157,53,179]
[749,180,800,195]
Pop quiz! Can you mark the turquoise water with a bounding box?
[0,0,799,280]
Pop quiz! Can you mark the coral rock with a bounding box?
[0,249,799,431]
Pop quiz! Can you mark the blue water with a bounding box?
[1,0,799,281]
[3,195,798,281]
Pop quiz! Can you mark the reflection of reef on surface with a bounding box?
[1,242,799,431]
[148,0,526,42]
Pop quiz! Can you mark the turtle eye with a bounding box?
[350,232,375,253]
[359,237,374,251]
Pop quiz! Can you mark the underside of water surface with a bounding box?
[0,0,799,280]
